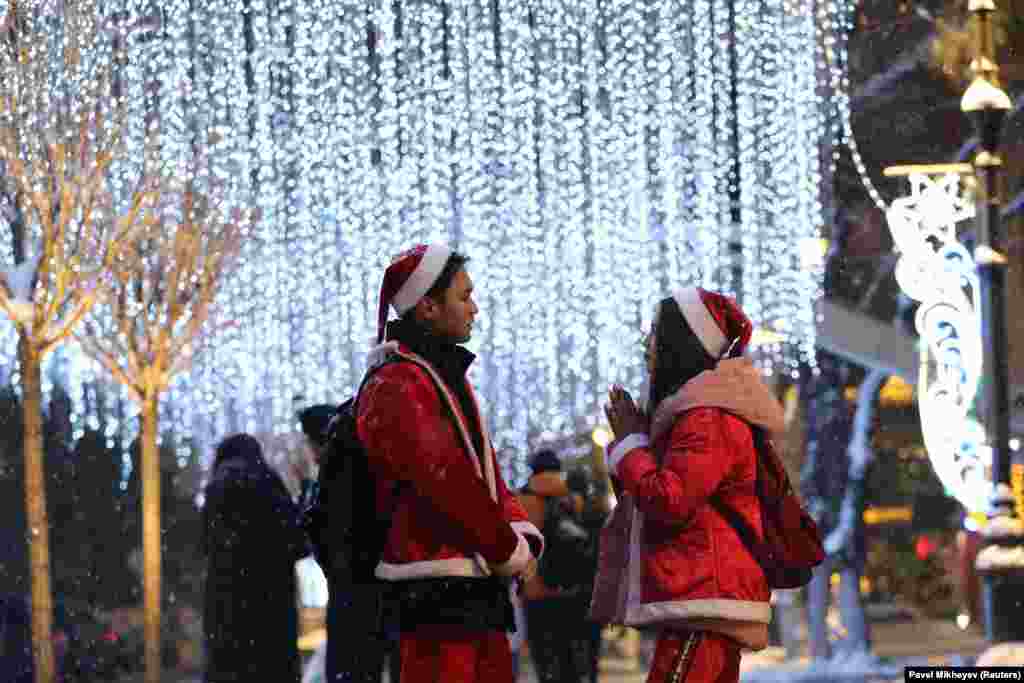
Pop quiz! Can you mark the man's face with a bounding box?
[420,269,478,344]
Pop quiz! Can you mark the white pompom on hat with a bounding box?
[376,244,453,343]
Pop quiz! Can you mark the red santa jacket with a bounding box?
[356,340,543,582]
[605,360,785,649]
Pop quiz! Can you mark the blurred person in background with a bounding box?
[565,462,610,683]
[202,433,311,683]
[297,404,333,506]
[298,403,403,682]
[518,450,606,683]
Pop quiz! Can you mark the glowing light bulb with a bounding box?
[592,426,614,449]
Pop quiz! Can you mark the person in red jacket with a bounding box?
[356,244,544,683]
[603,287,785,683]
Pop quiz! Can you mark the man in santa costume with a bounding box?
[356,244,544,683]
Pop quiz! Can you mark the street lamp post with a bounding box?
[961,0,1024,644]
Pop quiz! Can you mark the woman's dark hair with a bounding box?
[648,296,716,414]
[212,433,264,471]
[424,252,469,300]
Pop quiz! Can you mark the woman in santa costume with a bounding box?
[602,288,786,683]
[356,244,544,683]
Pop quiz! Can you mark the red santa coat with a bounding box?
[604,359,784,650]
[356,340,543,582]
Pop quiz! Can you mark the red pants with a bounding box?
[647,630,741,683]
[398,625,514,683]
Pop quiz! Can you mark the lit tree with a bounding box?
[0,3,158,682]
[75,175,252,683]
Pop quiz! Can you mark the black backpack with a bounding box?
[303,357,441,584]
[300,355,450,683]
[528,489,599,590]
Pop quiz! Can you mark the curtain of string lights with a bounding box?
[0,0,848,484]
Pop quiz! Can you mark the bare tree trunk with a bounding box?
[20,335,56,683]
[141,395,161,683]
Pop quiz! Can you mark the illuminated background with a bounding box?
[0,0,852,484]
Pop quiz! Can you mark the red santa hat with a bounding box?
[377,244,453,343]
[671,287,753,359]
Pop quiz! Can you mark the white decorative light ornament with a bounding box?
[885,170,989,514]
[0,1,839,486]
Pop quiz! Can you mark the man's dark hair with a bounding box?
[424,252,469,301]
[298,404,335,446]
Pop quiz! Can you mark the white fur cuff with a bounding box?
[608,433,651,475]
[366,340,400,369]
[511,520,545,559]
[493,532,531,578]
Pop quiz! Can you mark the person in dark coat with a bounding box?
[0,593,33,683]
[201,433,311,683]
[298,403,402,683]
[517,452,606,683]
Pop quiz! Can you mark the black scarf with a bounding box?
[385,317,486,462]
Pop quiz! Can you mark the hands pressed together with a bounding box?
[604,384,649,440]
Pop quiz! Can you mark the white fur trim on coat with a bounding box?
[627,598,772,626]
[608,433,650,475]
[375,557,490,581]
[511,520,544,559]
[493,532,531,578]
[366,340,400,370]
[674,287,728,358]
[392,244,452,315]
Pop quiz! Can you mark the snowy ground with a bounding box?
[117,617,993,683]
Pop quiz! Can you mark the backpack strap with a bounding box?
[349,351,460,500]
[349,353,457,434]
[708,497,769,567]
[370,351,460,433]
[707,426,772,570]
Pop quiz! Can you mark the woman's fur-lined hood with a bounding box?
[649,358,786,443]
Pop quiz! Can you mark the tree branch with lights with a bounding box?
[75,164,254,683]
[0,3,160,682]
[76,178,250,403]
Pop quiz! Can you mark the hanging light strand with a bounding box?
[0,0,837,478]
